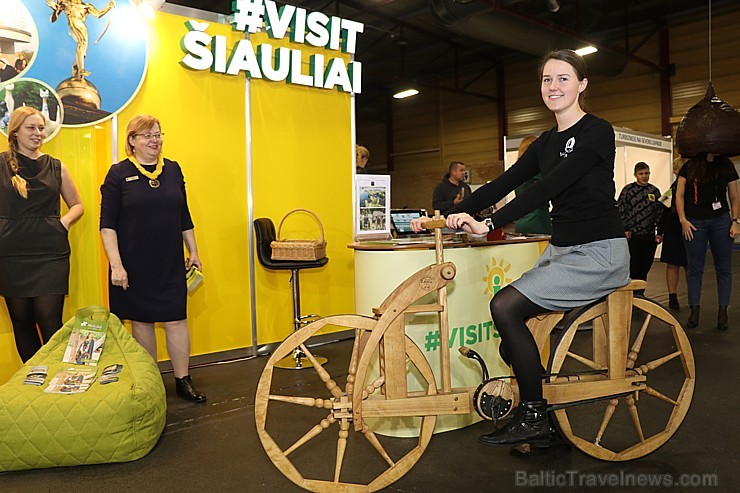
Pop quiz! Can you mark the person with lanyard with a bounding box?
[0,107,84,362]
[617,162,665,295]
[100,114,206,403]
[411,49,629,453]
[675,152,740,330]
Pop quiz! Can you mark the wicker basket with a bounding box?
[271,209,327,261]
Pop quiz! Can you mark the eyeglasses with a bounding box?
[134,132,164,140]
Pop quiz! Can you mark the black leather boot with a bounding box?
[175,375,207,403]
[479,400,549,447]
[687,305,700,328]
[668,293,680,311]
[717,305,729,331]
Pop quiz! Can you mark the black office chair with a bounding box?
[254,218,329,369]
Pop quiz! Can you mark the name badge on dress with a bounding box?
[125,175,140,182]
[712,201,722,210]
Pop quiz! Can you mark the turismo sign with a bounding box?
[179,0,364,94]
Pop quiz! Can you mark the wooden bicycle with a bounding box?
[255,219,695,492]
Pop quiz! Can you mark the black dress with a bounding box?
[0,152,69,297]
[659,180,688,267]
[100,158,194,322]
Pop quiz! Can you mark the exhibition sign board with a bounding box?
[179,0,364,94]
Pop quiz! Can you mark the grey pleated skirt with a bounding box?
[510,237,630,311]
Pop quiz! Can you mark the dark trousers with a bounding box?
[683,215,734,306]
[629,234,657,281]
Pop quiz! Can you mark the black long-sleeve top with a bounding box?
[447,114,624,247]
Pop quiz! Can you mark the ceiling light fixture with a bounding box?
[575,46,598,56]
[393,88,419,99]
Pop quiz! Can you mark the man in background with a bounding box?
[618,162,665,294]
[432,161,472,215]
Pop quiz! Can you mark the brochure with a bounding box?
[45,367,97,394]
[24,365,48,386]
[62,317,108,366]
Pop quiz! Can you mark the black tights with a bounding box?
[490,286,548,402]
[4,295,65,362]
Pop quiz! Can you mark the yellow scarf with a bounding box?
[130,155,165,188]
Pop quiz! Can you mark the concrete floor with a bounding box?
[2,256,739,493]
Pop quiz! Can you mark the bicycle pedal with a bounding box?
[473,378,515,421]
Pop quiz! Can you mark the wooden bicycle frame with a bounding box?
[354,218,647,427]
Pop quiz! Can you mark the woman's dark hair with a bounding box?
[685,152,735,184]
[538,49,589,111]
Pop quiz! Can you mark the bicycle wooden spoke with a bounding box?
[284,414,337,457]
[334,419,350,482]
[300,343,343,399]
[361,377,385,399]
[346,329,371,396]
[643,386,678,406]
[627,314,652,369]
[361,423,395,467]
[626,395,645,442]
[566,350,605,371]
[549,297,694,461]
[269,395,334,409]
[633,350,681,375]
[594,398,619,446]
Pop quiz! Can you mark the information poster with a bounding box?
[355,174,391,237]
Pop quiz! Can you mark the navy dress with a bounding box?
[0,153,69,297]
[100,158,194,322]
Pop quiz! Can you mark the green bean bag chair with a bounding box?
[0,307,166,471]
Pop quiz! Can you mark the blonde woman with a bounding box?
[0,107,83,361]
[100,114,205,403]
[356,145,369,173]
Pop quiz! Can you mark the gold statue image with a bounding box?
[46,0,116,80]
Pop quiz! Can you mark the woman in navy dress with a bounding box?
[0,107,83,362]
[100,114,206,403]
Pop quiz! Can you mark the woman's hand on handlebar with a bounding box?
[410,216,432,233]
[446,213,488,234]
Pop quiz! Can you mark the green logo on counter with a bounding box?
[483,257,513,300]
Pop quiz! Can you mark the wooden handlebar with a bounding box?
[423,219,447,230]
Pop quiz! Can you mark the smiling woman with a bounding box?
[411,49,629,453]
[99,113,207,403]
[0,106,84,362]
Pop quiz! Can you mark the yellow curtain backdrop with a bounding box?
[0,11,357,383]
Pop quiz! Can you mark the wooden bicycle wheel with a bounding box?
[255,315,437,492]
[547,297,695,461]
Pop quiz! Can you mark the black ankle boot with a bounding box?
[717,305,729,331]
[479,400,549,447]
[687,305,700,328]
[175,375,207,403]
[668,293,680,311]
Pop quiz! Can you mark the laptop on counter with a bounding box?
[390,209,431,239]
